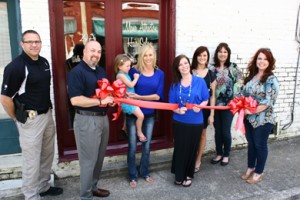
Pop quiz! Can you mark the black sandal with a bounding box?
[182,177,192,187]
[174,181,183,185]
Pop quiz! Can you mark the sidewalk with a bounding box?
[3,136,300,200]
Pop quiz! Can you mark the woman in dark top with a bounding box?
[209,43,243,166]
[191,46,216,172]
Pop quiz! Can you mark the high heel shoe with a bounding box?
[246,173,263,184]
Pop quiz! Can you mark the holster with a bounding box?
[13,98,27,124]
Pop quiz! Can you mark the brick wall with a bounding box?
[176,0,300,143]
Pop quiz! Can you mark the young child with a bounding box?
[114,54,147,142]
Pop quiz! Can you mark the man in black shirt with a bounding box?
[68,40,114,199]
[0,30,63,199]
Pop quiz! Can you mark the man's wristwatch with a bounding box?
[98,98,101,105]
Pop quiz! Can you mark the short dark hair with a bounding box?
[22,30,40,41]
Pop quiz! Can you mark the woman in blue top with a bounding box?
[169,54,209,187]
[126,44,165,188]
[240,48,279,184]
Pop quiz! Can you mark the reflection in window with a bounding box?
[0,2,12,118]
[122,2,159,63]
[63,1,105,128]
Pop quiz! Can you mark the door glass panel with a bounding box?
[0,2,12,119]
[121,2,159,63]
[63,1,105,128]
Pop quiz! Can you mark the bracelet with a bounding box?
[98,98,101,105]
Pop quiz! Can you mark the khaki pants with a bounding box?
[74,114,109,200]
[16,110,55,200]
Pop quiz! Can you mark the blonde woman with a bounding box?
[126,44,165,188]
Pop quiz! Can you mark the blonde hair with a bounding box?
[113,54,131,74]
[136,44,157,72]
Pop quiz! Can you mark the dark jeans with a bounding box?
[126,114,155,181]
[213,110,233,157]
[245,120,273,174]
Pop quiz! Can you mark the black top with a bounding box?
[67,60,108,113]
[203,69,216,97]
[1,51,52,111]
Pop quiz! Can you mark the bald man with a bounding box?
[68,40,114,199]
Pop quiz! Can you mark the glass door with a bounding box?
[49,0,175,161]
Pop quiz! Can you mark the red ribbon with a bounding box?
[92,79,258,134]
[186,96,257,134]
[92,78,126,120]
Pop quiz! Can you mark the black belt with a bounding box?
[76,110,107,116]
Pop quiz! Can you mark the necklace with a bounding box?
[179,81,192,106]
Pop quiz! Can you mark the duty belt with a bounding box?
[26,108,49,120]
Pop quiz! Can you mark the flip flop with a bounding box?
[144,176,154,183]
[174,181,183,185]
[129,180,137,188]
[194,167,200,173]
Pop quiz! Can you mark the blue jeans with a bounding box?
[245,120,273,174]
[213,110,233,157]
[126,114,155,181]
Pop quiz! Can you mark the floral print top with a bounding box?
[210,63,244,106]
[242,75,280,128]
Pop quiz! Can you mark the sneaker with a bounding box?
[40,186,63,197]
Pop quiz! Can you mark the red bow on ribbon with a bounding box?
[186,96,258,134]
[228,96,258,134]
[92,78,126,120]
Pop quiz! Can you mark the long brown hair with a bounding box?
[172,54,191,85]
[191,46,210,70]
[244,48,276,85]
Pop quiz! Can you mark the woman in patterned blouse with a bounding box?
[209,43,244,166]
[240,48,279,184]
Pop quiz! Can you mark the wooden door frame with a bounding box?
[48,0,176,162]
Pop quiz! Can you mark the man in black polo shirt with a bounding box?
[68,40,114,199]
[0,30,63,199]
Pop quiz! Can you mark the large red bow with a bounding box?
[92,78,126,120]
[228,96,258,134]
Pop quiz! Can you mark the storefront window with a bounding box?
[121,2,159,63]
[0,2,12,119]
[63,1,105,128]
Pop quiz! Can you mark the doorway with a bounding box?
[49,0,176,161]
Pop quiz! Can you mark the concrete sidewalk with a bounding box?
[3,136,300,200]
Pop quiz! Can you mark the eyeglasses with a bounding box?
[22,41,42,45]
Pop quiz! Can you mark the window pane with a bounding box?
[122,2,159,63]
[63,1,105,128]
[0,2,12,119]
